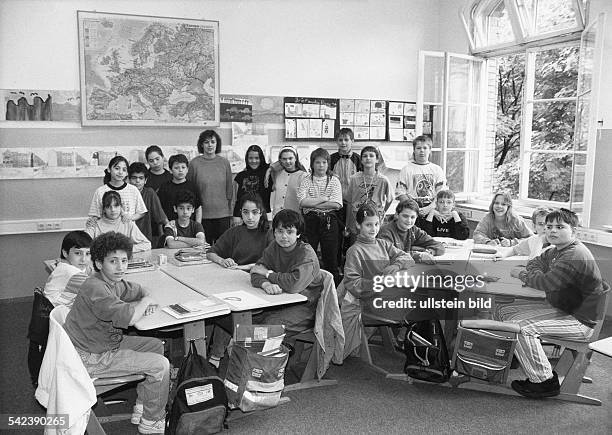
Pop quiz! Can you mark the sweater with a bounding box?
[420,211,470,240]
[88,183,147,218]
[86,217,152,252]
[518,240,605,327]
[233,165,271,215]
[377,220,445,258]
[345,171,393,234]
[145,169,173,192]
[187,155,233,219]
[210,225,273,265]
[136,186,168,241]
[473,213,533,244]
[157,179,201,221]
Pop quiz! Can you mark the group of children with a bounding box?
[31,127,606,433]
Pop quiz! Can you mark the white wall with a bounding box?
[0,0,442,101]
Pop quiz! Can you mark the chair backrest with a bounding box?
[590,281,610,340]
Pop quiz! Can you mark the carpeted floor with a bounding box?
[1,300,611,435]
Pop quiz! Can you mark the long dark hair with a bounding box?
[103,155,129,184]
[244,145,269,172]
[239,193,269,233]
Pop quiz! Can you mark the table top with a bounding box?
[589,336,612,358]
[127,269,230,330]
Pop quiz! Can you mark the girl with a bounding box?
[144,145,172,192]
[207,193,273,269]
[86,191,151,252]
[232,145,271,225]
[341,204,414,359]
[88,155,147,222]
[473,192,533,246]
[187,130,233,245]
[297,147,343,284]
[269,146,307,216]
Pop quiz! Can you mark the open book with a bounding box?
[162,298,227,319]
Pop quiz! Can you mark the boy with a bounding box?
[498,208,605,398]
[377,199,445,264]
[420,189,470,240]
[43,231,93,307]
[250,209,324,334]
[345,146,393,241]
[157,154,202,222]
[395,135,446,218]
[129,162,169,244]
[144,145,173,192]
[495,206,553,260]
[163,190,207,248]
[63,232,169,433]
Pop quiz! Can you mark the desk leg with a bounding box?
[232,311,252,329]
[183,320,207,357]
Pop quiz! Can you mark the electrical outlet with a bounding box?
[45,223,54,231]
[37,223,45,231]
[53,222,61,230]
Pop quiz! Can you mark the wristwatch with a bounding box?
[266,270,273,279]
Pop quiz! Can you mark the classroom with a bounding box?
[1,0,611,434]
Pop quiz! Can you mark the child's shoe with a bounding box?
[138,417,166,434]
[130,402,143,424]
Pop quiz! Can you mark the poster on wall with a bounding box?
[78,11,220,126]
[1,89,81,122]
[283,97,338,141]
[339,99,388,141]
[387,101,416,142]
[220,96,252,122]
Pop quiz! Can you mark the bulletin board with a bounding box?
[283,97,339,141]
[338,99,387,141]
[387,101,417,142]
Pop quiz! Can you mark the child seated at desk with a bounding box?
[86,191,151,252]
[341,204,414,359]
[207,193,273,268]
[473,192,533,247]
[63,231,169,434]
[420,189,470,240]
[250,209,324,334]
[377,199,445,264]
[495,208,605,398]
[163,191,207,248]
[495,206,553,260]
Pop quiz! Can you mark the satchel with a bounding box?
[168,341,228,435]
[27,288,55,386]
[402,318,451,383]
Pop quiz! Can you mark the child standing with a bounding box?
[43,231,93,308]
[420,189,470,240]
[88,156,147,222]
[208,193,273,268]
[473,192,533,246]
[496,206,553,259]
[63,232,169,433]
[496,209,605,398]
[87,191,152,252]
[232,145,271,225]
[129,162,169,244]
[163,191,207,248]
[378,199,445,263]
[297,147,343,284]
[187,130,233,245]
[157,154,202,223]
[250,209,324,335]
[269,146,307,216]
[144,145,172,192]
[341,204,414,358]
[345,146,393,242]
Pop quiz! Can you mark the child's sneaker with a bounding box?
[138,418,166,434]
[130,402,143,424]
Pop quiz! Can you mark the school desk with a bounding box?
[589,336,612,358]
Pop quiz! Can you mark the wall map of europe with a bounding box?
[78,11,219,126]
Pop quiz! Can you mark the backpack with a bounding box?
[27,288,54,386]
[168,341,228,435]
[402,318,451,383]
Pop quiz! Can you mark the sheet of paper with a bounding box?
[219,290,269,310]
[262,334,285,353]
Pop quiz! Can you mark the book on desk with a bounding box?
[163,298,227,319]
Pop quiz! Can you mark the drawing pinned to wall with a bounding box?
[388,101,416,142]
[220,96,252,122]
[78,11,219,126]
[227,134,269,173]
[251,96,284,124]
[231,122,253,143]
[338,98,387,140]
[1,89,81,122]
[284,97,338,140]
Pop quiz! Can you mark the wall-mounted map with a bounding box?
[78,11,219,126]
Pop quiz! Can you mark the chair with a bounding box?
[285,270,344,391]
[36,306,144,435]
[538,282,610,406]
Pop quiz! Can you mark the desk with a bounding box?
[589,336,612,358]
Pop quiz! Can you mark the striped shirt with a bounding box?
[297,175,342,215]
[88,183,147,218]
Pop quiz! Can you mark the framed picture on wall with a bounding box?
[77,11,220,126]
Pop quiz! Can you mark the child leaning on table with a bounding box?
[163,190,207,248]
[495,208,605,399]
[250,209,324,335]
[473,192,533,247]
[419,189,470,240]
[63,231,169,434]
[495,206,553,260]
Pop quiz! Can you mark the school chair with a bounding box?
[538,282,610,406]
[36,306,145,435]
[285,270,344,391]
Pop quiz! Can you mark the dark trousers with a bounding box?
[304,212,340,284]
[202,217,231,245]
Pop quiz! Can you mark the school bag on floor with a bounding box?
[168,341,228,435]
[402,318,451,383]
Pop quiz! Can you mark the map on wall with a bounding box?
[77,11,219,126]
